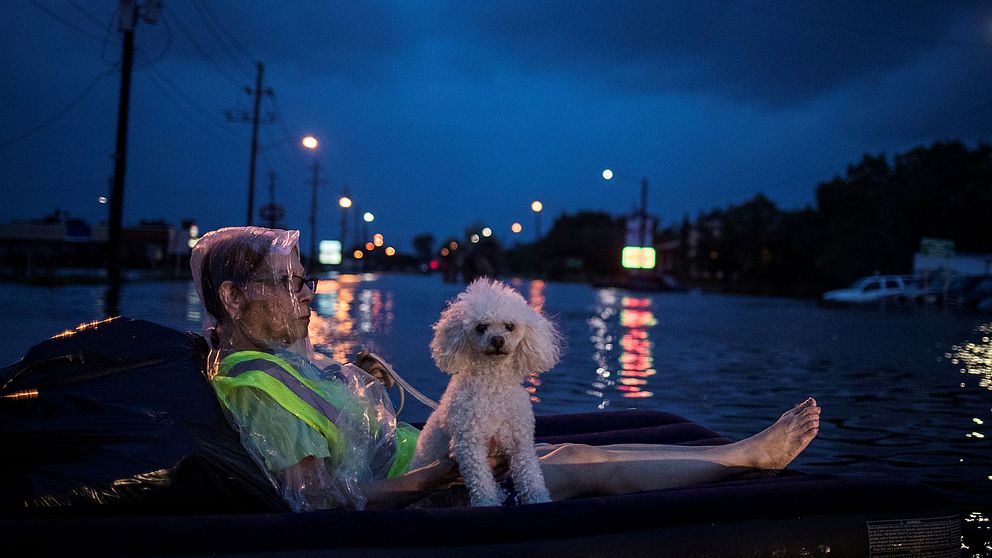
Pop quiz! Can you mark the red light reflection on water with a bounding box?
[617,296,655,399]
[525,280,547,403]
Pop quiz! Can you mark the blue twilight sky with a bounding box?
[2,1,991,252]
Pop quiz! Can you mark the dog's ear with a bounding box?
[515,308,562,375]
[430,300,470,374]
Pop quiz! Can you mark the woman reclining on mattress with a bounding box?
[191,226,821,511]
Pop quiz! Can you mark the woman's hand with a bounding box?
[361,455,459,509]
[355,349,395,388]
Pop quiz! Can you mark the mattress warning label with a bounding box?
[866,515,960,557]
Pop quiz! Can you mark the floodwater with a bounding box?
[1,273,990,554]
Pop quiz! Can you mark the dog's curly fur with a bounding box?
[410,278,562,506]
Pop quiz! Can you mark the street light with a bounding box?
[338,188,351,261]
[602,168,652,268]
[511,222,522,234]
[303,136,322,268]
[531,200,543,240]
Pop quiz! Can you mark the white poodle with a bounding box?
[410,278,562,506]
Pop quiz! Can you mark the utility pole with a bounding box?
[266,170,277,228]
[309,160,320,268]
[340,185,350,257]
[226,63,273,226]
[354,204,362,250]
[107,0,158,308]
[246,63,263,225]
[639,177,649,250]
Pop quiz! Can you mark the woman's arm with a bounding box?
[359,457,461,509]
[282,454,460,510]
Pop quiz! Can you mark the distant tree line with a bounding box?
[496,141,992,296]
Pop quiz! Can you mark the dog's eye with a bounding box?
[475,323,488,334]
[504,323,514,332]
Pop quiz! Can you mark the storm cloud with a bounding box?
[1,1,990,248]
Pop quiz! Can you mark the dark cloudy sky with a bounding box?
[2,1,991,251]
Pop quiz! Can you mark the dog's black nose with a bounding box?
[490,336,505,349]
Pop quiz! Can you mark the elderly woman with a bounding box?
[191,227,821,511]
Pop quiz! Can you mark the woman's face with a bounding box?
[238,248,313,346]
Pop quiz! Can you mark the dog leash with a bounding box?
[364,350,439,413]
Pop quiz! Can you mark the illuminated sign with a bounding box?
[319,240,342,265]
[621,246,656,269]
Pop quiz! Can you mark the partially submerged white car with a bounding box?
[822,275,915,303]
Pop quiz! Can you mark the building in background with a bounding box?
[0,210,197,280]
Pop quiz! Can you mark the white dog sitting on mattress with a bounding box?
[410,278,562,506]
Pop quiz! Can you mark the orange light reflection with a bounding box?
[616,296,655,401]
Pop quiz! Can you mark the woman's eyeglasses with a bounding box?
[251,275,318,293]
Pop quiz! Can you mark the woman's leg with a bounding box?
[538,398,821,500]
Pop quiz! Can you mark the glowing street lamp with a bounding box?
[363,212,374,223]
[602,168,652,267]
[303,136,322,268]
[511,222,522,234]
[531,200,543,240]
[482,227,492,237]
[338,187,351,264]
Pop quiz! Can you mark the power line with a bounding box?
[65,0,113,33]
[190,0,254,76]
[0,68,118,151]
[165,8,245,89]
[137,56,241,138]
[269,94,311,165]
[28,0,116,44]
[101,6,121,64]
[141,66,228,139]
[192,0,257,66]
[134,13,175,70]
[270,93,298,146]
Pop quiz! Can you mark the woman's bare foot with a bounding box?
[734,398,821,470]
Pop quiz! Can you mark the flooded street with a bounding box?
[2,273,990,551]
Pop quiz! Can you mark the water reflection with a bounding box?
[948,323,991,449]
[587,290,658,408]
[963,511,991,557]
[946,322,992,544]
[185,282,201,323]
[525,279,546,403]
[529,279,546,312]
[308,274,392,363]
[948,323,992,393]
[617,296,656,399]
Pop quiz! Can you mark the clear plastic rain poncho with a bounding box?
[191,226,413,511]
